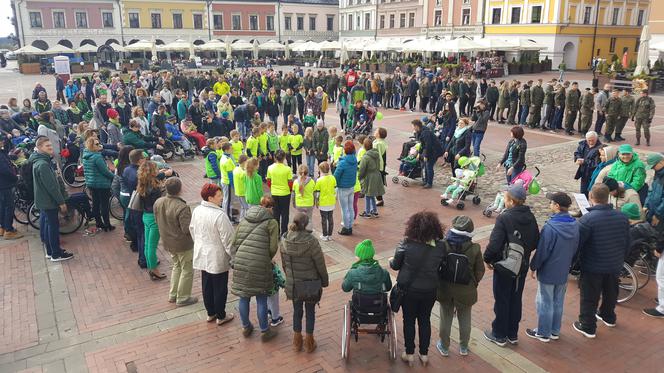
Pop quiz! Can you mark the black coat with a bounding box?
[483,205,540,275]
[390,239,445,292]
[500,138,527,170]
[578,204,631,274]
[573,140,602,180]
[417,126,443,160]
[445,129,471,162]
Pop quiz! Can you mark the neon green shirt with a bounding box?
[267,132,279,152]
[258,133,268,156]
[290,134,304,156]
[279,134,291,154]
[333,145,343,164]
[357,147,367,161]
[267,162,293,196]
[314,175,337,207]
[220,153,235,185]
[328,138,335,156]
[233,166,247,197]
[246,136,259,157]
[231,140,244,161]
[293,178,315,207]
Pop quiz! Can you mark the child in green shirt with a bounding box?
[245,127,260,158]
[327,126,338,158]
[278,123,291,165]
[292,163,316,231]
[331,135,344,172]
[266,122,280,165]
[314,161,337,241]
[289,123,304,174]
[233,155,249,219]
[219,142,238,222]
[230,130,244,162]
[303,108,317,131]
[244,157,264,206]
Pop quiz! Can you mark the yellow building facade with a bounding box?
[120,0,209,45]
[483,0,650,69]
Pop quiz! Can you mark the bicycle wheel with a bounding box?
[617,263,637,304]
[14,198,30,225]
[62,163,85,188]
[28,203,40,230]
[59,205,84,235]
[109,195,124,221]
[634,253,651,289]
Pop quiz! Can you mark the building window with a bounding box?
[379,15,385,28]
[400,13,405,28]
[285,16,291,30]
[53,11,65,29]
[213,14,223,30]
[347,14,353,30]
[309,16,316,31]
[462,9,470,25]
[102,11,113,28]
[609,37,616,53]
[611,8,619,25]
[531,5,542,23]
[266,15,274,31]
[583,6,592,24]
[491,8,501,24]
[408,12,415,27]
[510,7,521,24]
[434,10,442,26]
[172,13,183,29]
[364,13,370,29]
[297,16,304,30]
[193,14,203,29]
[637,9,644,26]
[389,14,395,28]
[29,12,42,28]
[232,14,241,30]
[635,37,640,52]
[249,15,258,30]
[356,15,360,29]
[327,15,334,31]
[151,13,162,28]
[76,12,88,28]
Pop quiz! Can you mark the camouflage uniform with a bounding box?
[616,93,635,139]
[528,84,544,127]
[578,90,594,133]
[603,94,622,139]
[541,83,555,127]
[564,88,581,133]
[633,94,656,145]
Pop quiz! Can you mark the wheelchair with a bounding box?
[341,293,398,361]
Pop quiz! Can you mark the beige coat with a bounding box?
[153,195,194,253]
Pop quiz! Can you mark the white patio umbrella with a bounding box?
[474,37,519,51]
[319,40,341,51]
[259,40,285,51]
[345,39,371,51]
[45,44,75,55]
[125,40,154,52]
[440,38,483,53]
[516,38,546,51]
[635,25,650,75]
[14,45,47,55]
[198,39,224,51]
[162,39,192,52]
[650,40,664,52]
[231,40,254,51]
[292,40,321,52]
[109,43,125,53]
[76,44,98,53]
[401,38,431,53]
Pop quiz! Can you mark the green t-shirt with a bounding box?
[267,132,279,152]
[328,138,335,156]
[220,153,235,185]
[246,136,259,157]
[231,140,244,162]
[293,178,315,207]
[357,147,366,161]
[267,162,293,196]
[333,145,344,164]
[314,174,337,207]
[279,134,291,154]
[290,134,304,156]
[233,166,247,197]
[244,172,264,205]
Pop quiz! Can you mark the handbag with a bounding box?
[389,241,436,313]
[128,191,143,212]
[286,251,322,303]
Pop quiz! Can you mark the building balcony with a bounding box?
[427,24,482,36]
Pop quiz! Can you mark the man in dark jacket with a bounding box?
[471,101,490,156]
[486,80,499,121]
[573,183,630,338]
[573,131,602,195]
[642,153,664,318]
[483,185,539,346]
[413,119,443,189]
[526,192,579,342]
[0,138,21,239]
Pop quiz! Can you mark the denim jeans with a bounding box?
[365,196,377,214]
[292,300,316,334]
[519,104,529,124]
[40,209,63,258]
[424,157,436,187]
[268,292,281,320]
[0,187,15,232]
[657,257,664,314]
[239,295,269,332]
[535,282,567,338]
[506,165,524,184]
[221,183,233,218]
[338,187,355,229]
[393,93,401,109]
[471,131,485,157]
[306,154,316,178]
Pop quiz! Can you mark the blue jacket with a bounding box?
[82,149,115,189]
[530,213,579,284]
[578,204,630,274]
[645,168,664,221]
[334,153,358,188]
[121,164,139,194]
[165,123,184,141]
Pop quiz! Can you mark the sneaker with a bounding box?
[595,313,616,327]
[550,333,560,340]
[261,327,278,342]
[359,212,372,218]
[216,313,235,326]
[435,340,449,357]
[371,212,379,218]
[319,234,326,241]
[242,324,254,337]
[642,308,664,318]
[175,296,199,307]
[572,321,596,339]
[525,328,550,343]
[483,330,507,347]
[459,346,469,356]
[507,337,519,345]
[51,252,74,262]
[206,315,217,322]
[270,316,284,327]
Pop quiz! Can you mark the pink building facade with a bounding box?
[211,1,277,40]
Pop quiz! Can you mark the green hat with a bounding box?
[646,153,664,170]
[355,239,375,261]
[451,215,474,233]
[618,144,634,154]
[83,112,93,121]
[621,203,641,220]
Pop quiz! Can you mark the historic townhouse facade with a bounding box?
[425,0,483,38]
[339,0,378,42]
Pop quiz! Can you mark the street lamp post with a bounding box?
[116,0,125,45]
[590,0,600,82]
[206,0,213,41]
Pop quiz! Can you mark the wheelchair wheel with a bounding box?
[109,195,124,221]
[391,176,399,184]
[472,196,481,205]
[388,311,398,361]
[441,199,448,206]
[341,302,351,360]
[62,163,85,188]
[28,203,40,230]
[14,198,31,225]
[617,262,638,303]
[485,210,493,218]
[634,252,651,290]
[160,141,176,161]
[401,180,409,187]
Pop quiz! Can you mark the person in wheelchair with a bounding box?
[165,115,192,152]
[342,239,392,305]
[621,203,661,267]
[122,119,163,152]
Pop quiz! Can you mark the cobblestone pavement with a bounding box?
[1,66,664,372]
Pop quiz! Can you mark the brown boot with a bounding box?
[0,228,4,237]
[292,332,303,352]
[3,231,23,240]
[304,333,317,353]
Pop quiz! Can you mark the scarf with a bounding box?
[109,118,120,127]
[445,230,472,248]
[69,106,80,115]
[453,125,469,139]
[298,175,310,196]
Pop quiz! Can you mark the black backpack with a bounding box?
[18,159,34,200]
[439,241,472,285]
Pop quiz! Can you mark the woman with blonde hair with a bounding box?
[137,161,166,280]
[132,106,150,136]
[82,136,115,232]
[135,87,149,114]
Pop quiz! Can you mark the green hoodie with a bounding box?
[82,149,115,189]
[29,151,67,210]
[342,263,392,295]
[608,152,646,191]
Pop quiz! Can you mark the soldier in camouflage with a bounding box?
[519,82,531,125]
[578,88,595,134]
[603,89,622,142]
[614,89,634,142]
[564,82,581,135]
[633,89,656,146]
[540,79,555,129]
[528,79,544,128]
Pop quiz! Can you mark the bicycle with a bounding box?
[27,200,85,235]
[570,261,638,304]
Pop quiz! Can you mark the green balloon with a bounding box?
[528,179,541,195]
[376,112,384,121]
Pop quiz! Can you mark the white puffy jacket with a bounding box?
[189,200,234,274]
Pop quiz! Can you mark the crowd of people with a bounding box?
[0,64,663,369]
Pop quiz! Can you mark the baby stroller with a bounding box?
[348,106,376,139]
[440,156,485,210]
[483,167,540,217]
[392,140,422,187]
